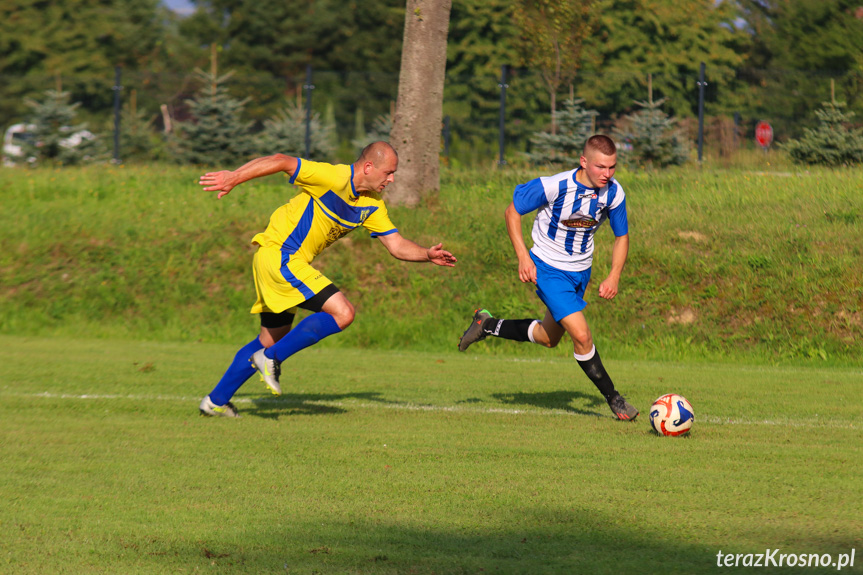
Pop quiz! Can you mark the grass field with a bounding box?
[1,163,861,363]
[2,335,860,574]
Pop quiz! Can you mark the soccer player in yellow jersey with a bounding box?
[198,141,457,417]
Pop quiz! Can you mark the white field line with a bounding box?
[5,391,861,429]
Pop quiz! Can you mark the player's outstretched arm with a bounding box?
[504,202,536,284]
[377,232,457,267]
[598,233,629,300]
[199,154,299,199]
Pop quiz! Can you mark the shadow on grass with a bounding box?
[491,390,605,417]
[239,391,402,419]
[103,510,861,574]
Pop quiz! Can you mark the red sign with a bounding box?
[755,121,773,148]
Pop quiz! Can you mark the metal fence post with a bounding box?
[697,62,706,163]
[112,66,122,163]
[304,65,314,159]
[498,65,508,167]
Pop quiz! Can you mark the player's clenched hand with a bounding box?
[518,257,537,284]
[598,277,619,300]
[427,243,457,267]
[199,170,237,199]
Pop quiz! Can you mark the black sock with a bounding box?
[481,318,535,342]
[576,346,617,401]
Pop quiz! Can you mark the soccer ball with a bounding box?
[649,394,694,436]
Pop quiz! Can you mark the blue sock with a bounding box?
[264,312,341,362]
[209,337,261,406]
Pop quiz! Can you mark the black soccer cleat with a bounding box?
[608,393,639,421]
[458,309,492,352]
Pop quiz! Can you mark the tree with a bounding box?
[444,0,544,155]
[512,0,595,134]
[0,0,177,123]
[352,111,392,153]
[526,98,598,165]
[579,0,747,118]
[735,0,863,135]
[388,0,452,206]
[256,100,337,161]
[21,89,102,166]
[613,87,689,169]
[169,66,257,166]
[179,0,405,132]
[782,100,863,166]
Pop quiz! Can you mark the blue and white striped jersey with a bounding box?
[512,168,628,272]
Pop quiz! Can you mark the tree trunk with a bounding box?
[388,0,452,206]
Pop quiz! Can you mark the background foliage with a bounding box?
[3,0,863,166]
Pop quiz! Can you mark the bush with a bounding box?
[525,98,597,165]
[782,101,863,166]
[614,98,689,169]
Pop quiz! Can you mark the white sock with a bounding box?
[573,345,596,362]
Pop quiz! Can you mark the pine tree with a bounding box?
[352,112,393,153]
[113,90,164,163]
[614,94,689,169]
[255,100,336,160]
[782,101,863,166]
[21,89,101,166]
[526,98,598,165]
[170,68,256,166]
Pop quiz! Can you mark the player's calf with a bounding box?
[458,309,540,351]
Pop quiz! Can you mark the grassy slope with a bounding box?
[1,336,861,574]
[0,164,861,363]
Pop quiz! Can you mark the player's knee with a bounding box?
[331,302,355,330]
[572,331,593,351]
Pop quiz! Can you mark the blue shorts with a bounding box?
[531,251,592,323]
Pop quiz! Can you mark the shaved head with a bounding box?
[584,134,616,157]
[353,141,399,193]
[358,141,398,166]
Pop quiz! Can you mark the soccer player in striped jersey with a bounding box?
[198,141,457,417]
[458,135,638,421]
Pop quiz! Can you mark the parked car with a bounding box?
[3,123,96,166]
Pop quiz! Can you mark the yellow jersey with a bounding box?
[251,159,397,263]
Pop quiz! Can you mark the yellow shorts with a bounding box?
[250,246,333,314]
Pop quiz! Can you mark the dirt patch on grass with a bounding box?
[667,307,697,325]
[677,230,708,243]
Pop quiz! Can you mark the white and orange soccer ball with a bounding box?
[649,394,694,436]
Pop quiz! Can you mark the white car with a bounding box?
[3,123,96,166]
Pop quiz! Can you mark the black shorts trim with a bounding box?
[298,283,340,313]
[260,310,296,329]
[258,283,340,328]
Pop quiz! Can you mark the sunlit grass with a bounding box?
[1,335,860,574]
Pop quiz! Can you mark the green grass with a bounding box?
[1,162,862,363]
[2,335,861,574]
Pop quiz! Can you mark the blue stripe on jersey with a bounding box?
[579,230,593,254]
[512,178,547,215]
[289,158,302,184]
[349,165,358,197]
[280,198,315,255]
[588,194,599,218]
[317,190,378,225]
[546,180,568,240]
[564,229,577,254]
[370,228,398,238]
[577,196,600,253]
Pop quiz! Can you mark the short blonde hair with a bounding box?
[584,134,616,156]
